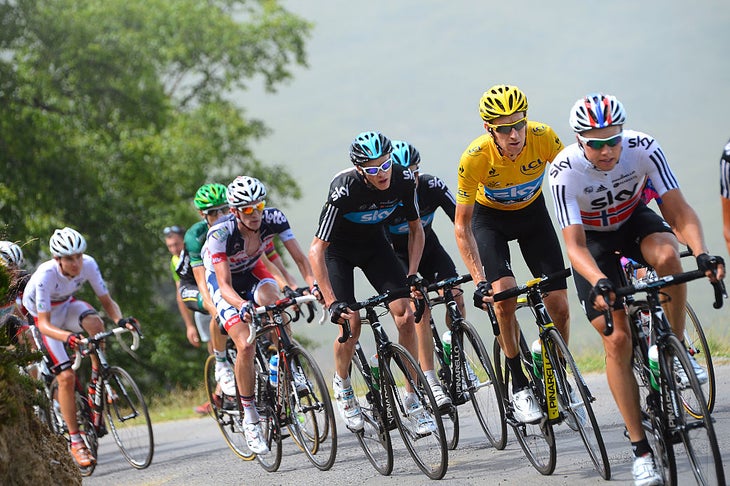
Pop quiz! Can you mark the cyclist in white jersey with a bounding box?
[548,93,725,486]
[22,227,137,469]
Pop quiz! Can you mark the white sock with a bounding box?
[424,369,438,384]
[333,373,351,390]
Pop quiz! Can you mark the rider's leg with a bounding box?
[641,232,685,335]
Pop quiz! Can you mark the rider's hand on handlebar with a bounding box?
[239,302,254,323]
[117,316,141,333]
[66,332,83,350]
[473,280,493,309]
[328,301,350,324]
[696,254,726,281]
[407,274,425,299]
[588,278,615,311]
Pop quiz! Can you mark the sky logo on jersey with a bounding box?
[483,175,543,204]
[344,207,396,224]
[388,212,435,234]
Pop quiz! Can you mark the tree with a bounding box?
[0,0,311,389]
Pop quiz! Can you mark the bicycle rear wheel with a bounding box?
[104,366,154,469]
[383,343,448,480]
[492,335,556,475]
[460,320,506,450]
[350,350,394,476]
[545,328,610,479]
[204,355,254,460]
[285,346,337,471]
[682,302,715,414]
[661,334,725,485]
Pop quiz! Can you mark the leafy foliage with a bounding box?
[0,0,311,392]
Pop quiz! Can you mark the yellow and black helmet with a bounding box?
[478,85,528,122]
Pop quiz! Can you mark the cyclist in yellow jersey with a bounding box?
[454,84,571,424]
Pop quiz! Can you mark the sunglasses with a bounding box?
[235,201,266,215]
[163,225,184,236]
[362,158,393,176]
[203,206,229,216]
[578,132,623,150]
[490,117,527,134]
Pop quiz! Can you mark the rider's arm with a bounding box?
[175,280,197,340]
[266,245,298,289]
[561,224,611,310]
[454,202,486,283]
[659,189,709,257]
[282,238,316,289]
[406,219,425,276]
[192,265,215,315]
[309,236,336,307]
[722,196,730,257]
[98,293,123,323]
[260,252,290,290]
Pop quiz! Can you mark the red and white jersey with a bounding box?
[548,129,679,232]
[22,255,109,315]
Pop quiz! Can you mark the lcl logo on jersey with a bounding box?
[589,182,639,209]
[520,159,545,176]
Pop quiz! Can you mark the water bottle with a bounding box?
[442,331,452,365]
[648,345,660,391]
[269,354,279,386]
[531,339,543,379]
[369,354,380,391]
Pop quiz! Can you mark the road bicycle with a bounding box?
[607,266,726,485]
[489,269,610,479]
[204,294,336,472]
[344,286,448,480]
[31,322,154,476]
[622,249,716,413]
[419,273,506,451]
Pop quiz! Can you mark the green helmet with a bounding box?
[194,183,228,210]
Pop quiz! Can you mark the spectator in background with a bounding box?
[721,138,730,256]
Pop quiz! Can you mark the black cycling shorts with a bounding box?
[472,193,567,292]
[395,233,457,284]
[178,282,207,313]
[573,203,674,321]
[326,235,407,305]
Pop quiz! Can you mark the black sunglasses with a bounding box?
[163,225,185,236]
[490,117,528,135]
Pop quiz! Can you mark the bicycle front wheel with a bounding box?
[350,350,394,476]
[545,328,610,480]
[661,334,725,485]
[104,366,154,469]
[460,320,506,450]
[254,351,282,472]
[682,302,715,415]
[383,343,448,480]
[286,345,337,471]
[492,335,556,476]
[204,355,254,461]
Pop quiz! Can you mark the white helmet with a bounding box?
[0,241,25,267]
[227,176,267,207]
[569,93,626,133]
[49,227,87,257]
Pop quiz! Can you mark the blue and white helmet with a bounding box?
[349,131,392,165]
[569,93,626,133]
[50,227,87,257]
[390,140,421,168]
[0,241,24,267]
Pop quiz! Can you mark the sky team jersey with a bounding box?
[203,208,295,274]
[549,129,679,232]
[456,121,564,210]
[386,173,455,251]
[314,164,419,243]
[176,220,208,286]
[721,138,730,199]
[22,255,109,315]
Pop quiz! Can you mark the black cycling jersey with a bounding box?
[386,173,455,253]
[314,164,419,244]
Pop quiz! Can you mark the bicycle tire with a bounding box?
[50,378,98,477]
[204,355,255,461]
[492,335,556,475]
[383,342,448,480]
[459,320,506,450]
[682,302,715,415]
[350,350,394,476]
[661,334,725,485]
[285,345,337,471]
[104,366,154,469]
[254,350,283,472]
[545,328,610,479]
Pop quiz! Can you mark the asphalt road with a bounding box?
[83,364,730,486]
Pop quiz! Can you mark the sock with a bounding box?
[214,349,227,363]
[405,392,418,409]
[632,438,652,458]
[507,355,529,393]
[240,395,260,424]
[70,432,83,445]
[333,373,351,390]
[424,369,438,384]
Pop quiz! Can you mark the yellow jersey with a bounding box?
[456,121,563,210]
